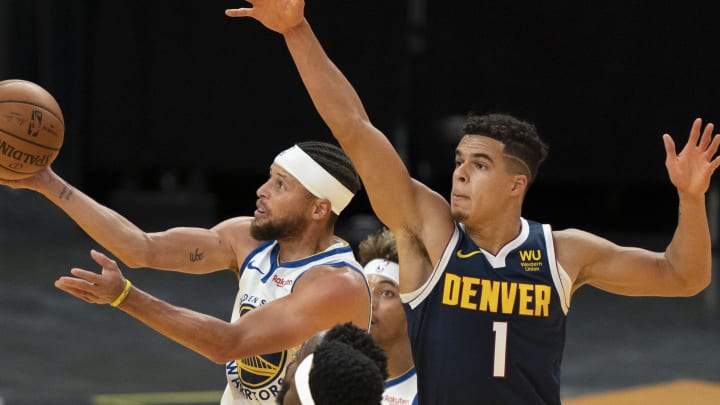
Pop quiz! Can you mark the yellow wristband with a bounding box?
[110,279,132,307]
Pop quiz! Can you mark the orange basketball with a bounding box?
[0,79,64,180]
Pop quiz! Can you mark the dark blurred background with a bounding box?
[1,1,719,404]
[4,0,719,233]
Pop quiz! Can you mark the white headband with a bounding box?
[363,258,400,286]
[274,145,354,215]
[294,353,315,405]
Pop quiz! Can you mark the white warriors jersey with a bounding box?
[382,367,418,405]
[220,239,367,405]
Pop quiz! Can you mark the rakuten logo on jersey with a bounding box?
[272,274,293,288]
[384,395,411,405]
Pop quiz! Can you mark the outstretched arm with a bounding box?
[0,168,242,274]
[226,1,455,290]
[55,250,370,363]
[563,118,720,296]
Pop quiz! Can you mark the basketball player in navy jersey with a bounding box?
[226,2,720,404]
[1,141,371,405]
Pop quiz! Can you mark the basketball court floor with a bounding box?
[1,189,719,404]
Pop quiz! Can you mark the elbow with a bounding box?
[207,348,248,366]
[689,276,712,297]
[328,114,371,142]
[112,235,156,269]
[118,257,144,269]
[205,337,247,365]
[112,248,151,269]
[207,352,232,365]
[676,272,712,297]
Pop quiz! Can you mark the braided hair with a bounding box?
[297,141,362,195]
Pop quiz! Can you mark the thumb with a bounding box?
[90,249,117,270]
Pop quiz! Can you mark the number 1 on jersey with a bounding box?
[492,321,508,378]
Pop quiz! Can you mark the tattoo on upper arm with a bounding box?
[189,248,205,262]
[58,186,74,201]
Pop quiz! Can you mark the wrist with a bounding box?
[110,279,132,307]
[282,18,309,38]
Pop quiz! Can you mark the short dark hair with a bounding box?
[358,227,398,266]
[321,322,389,381]
[461,113,549,183]
[297,141,362,195]
[310,340,385,404]
[277,323,387,405]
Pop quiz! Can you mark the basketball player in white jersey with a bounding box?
[2,141,371,405]
[359,229,417,405]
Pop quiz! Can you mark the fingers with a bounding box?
[70,267,103,284]
[55,276,98,303]
[55,250,127,306]
[677,118,720,161]
[707,133,720,159]
[686,117,703,149]
[698,122,714,151]
[90,248,112,264]
[225,8,253,17]
[688,119,720,161]
[90,249,120,273]
[663,133,677,160]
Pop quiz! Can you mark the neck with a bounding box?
[383,337,415,380]
[276,232,337,263]
[464,217,523,256]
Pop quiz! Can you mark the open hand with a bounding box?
[55,249,127,305]
[225,0,305,34]
[663,118,720,198]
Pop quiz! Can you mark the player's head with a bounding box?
[359,229,406,349]
[321,322,388,381]
[276,333,325,405]
[358,227,398,265]
[252,141,361,241]
[277,323,387,405]
[451,113,548,222]
[461,113,548,184]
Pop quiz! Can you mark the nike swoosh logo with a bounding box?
[246,261,265,275]
[456,249,482,259]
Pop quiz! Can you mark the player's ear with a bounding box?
[311,198,332,220]
[510,175,528,195]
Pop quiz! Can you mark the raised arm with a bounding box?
[0,168,242,274]
[560,118,720,297]
[226,1,456,288]
[280,20,438,230]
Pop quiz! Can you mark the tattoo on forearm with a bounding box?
[58,185,74,201]
[189,248,205,262]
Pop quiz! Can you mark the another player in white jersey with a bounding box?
[3,141,371,405]
[359,229,418,405]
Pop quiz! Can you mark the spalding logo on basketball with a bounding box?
[0,79,65,180]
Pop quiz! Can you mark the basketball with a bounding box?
[0,79,64,180]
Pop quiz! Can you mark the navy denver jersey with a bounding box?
[402,218,571,405]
